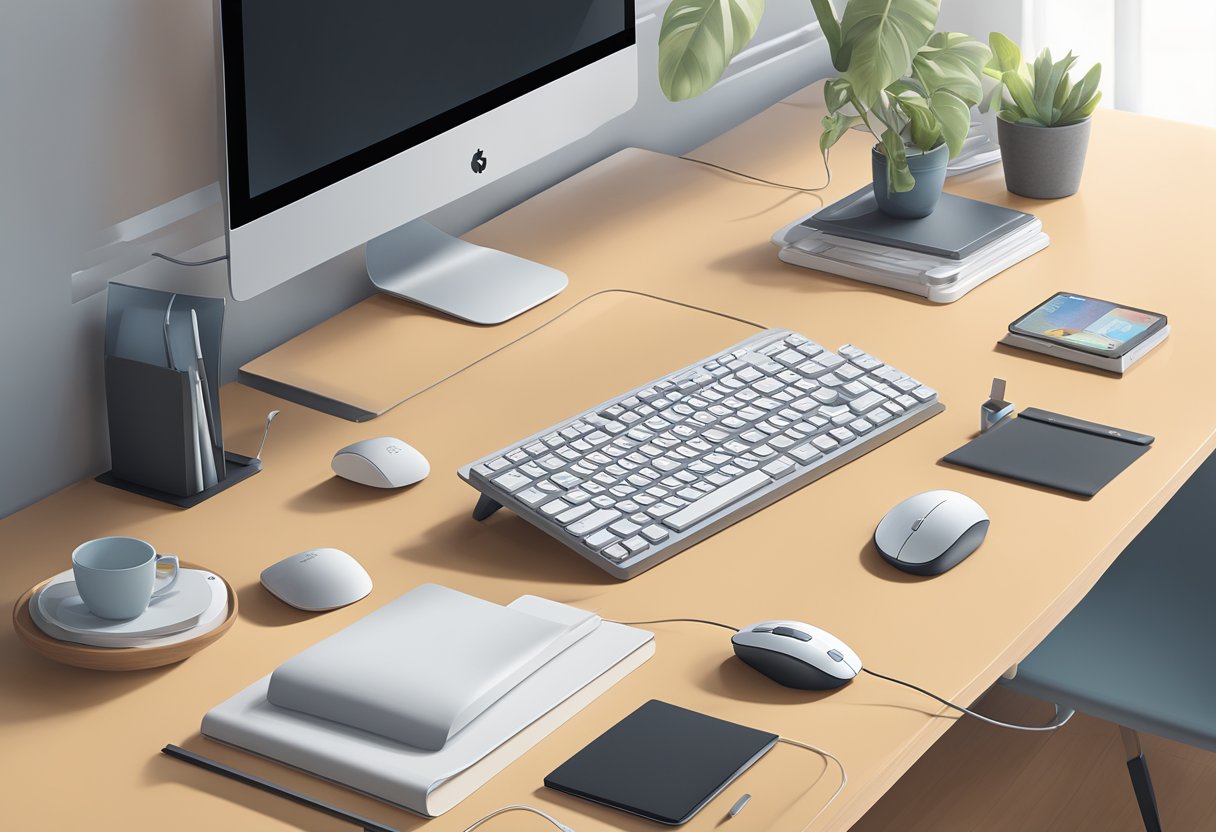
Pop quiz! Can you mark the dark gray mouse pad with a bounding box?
[943,408,1153,497]
[544,700,777,825]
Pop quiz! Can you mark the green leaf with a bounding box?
[988,31,1022,74]
[1062,89,1101,124]
[657,0,766,102]
[911,31,991,106]
[837,0,940,107]
[808,0,845,71]
[893,92,942,152]
[1034,50,1076,124]
[930,89,972,157]
[1001,69,1040,124]
[820,112,860,156]
[824,76,853,114]
[878,128,916,193]
[1059,62,1102,123]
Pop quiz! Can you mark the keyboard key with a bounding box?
[556,504,595,524]
[623,536,649,554]
[663,470,773,532]
[762,457,795,478]
[610,519,642,536]
[568,509,621,536]
[584,530,618,550]
[849,392,886,414]
[540,499,570,517]
[790,444,822,463]
[517,487,547,507]
[641,524,670,543]
[493,471,531,493]
[602,544,630,561]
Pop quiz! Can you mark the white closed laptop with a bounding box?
[266,583,599,751]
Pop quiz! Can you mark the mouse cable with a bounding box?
[610,618,1074,733]
[150,251,230,267]
[459,804,574,832]
[676,151,833,193]
[609,617,740,632]
[778,737,848,832]
[860,668,1075,733]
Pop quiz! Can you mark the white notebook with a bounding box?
[266,584,600,751]
[202,595,653,817]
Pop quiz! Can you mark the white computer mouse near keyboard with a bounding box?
[331,437,429,488]
[261,548,372,611]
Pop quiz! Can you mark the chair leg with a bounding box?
[1121,726,1163,832]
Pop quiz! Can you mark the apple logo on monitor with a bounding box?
[471,149,487,174]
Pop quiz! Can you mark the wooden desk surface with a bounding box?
[4,84,1215,832]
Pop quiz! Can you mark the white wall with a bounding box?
[0,0,832,518]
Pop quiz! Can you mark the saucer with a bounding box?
[37,569,213,637]
[30,569,228,649]
[14,562,238,670]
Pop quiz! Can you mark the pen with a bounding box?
[190,309,221,449]
[161,744,400,832]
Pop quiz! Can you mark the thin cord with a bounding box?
[609,617,740,633]
[379,288,767,416]
[677,151,833,193]
[150,251,230,267]
[861,668,1075,733]
[778,737,848,832]
[460,804,573,832]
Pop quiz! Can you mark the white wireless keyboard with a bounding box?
[459,328,945,579]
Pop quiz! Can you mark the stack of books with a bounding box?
[772,186,1049,303]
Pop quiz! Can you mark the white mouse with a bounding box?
[260,548,373,611]
[331,437,429,488]
[731,620,862,690]
[874,490,990,575]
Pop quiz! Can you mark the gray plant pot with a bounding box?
[997,117,1092,199]
[871,143,948,219]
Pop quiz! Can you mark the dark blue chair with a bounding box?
[1000,449,1216,831]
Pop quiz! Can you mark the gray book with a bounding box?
[798,186,1036,260]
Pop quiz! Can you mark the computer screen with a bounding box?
[223,0,632,229]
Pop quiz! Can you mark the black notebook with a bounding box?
[798,186,1035,260]
[544,700,777,825]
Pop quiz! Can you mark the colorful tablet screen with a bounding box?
[1015,294,1162,352]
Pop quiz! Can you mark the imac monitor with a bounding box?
[216,1,637,322]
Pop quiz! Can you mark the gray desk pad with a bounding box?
[943,408,1153,497]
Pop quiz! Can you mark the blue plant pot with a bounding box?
[871,143,949,219]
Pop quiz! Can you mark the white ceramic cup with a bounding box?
[71,537,179,620]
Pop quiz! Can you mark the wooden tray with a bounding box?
[12,562,237,671]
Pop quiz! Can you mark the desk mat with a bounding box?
[241,290,765,421]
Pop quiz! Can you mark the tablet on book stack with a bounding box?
[772,186,1049,303]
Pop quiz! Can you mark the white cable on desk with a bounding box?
[460,804,575,832]
[778,736,848,832]
[860,668,1076,732]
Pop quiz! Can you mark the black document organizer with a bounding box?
[943,408,1152,497]
[98,283,260,508]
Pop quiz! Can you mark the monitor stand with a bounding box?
[366,220,568,325]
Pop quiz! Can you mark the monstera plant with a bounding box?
[659,0,990,216]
